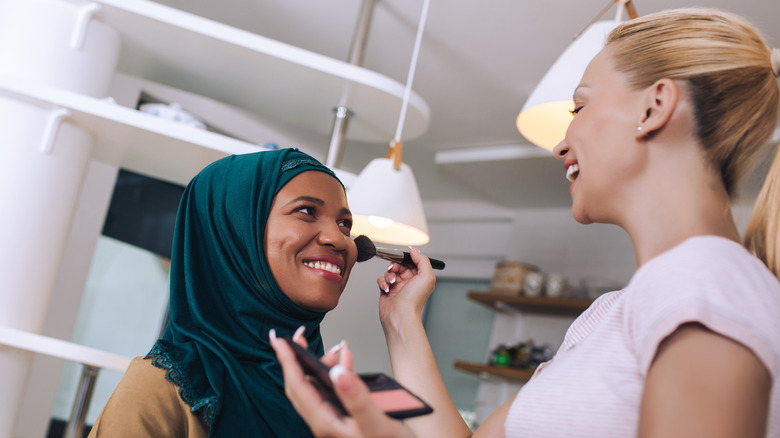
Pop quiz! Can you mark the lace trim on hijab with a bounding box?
[281,156,328,173]
[145,343,222,427]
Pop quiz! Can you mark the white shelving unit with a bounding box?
[0,75,263,186]
[3,0,430,183]
[95,0,429,143]
[0,0,429,434]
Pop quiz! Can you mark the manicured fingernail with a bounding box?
[329,365,355,393]
[269,328,277,341]
[293,325,305,340]
[383,285,390,293]
[329,364,347,383]
[387,264,393,271]
[389,276,396,285]
[326,340,346,356]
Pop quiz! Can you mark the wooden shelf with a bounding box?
[467,290,592,317]
[455,291,592,384]
[453,360,535,382]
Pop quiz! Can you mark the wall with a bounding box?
[423,277,494,414]
[49,237,170,424]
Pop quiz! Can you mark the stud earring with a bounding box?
[637,126,643,132]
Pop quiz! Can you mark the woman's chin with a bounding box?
[571,204,594,225]
[299,295,341,313]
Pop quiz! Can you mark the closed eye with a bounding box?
[569,106,582,116]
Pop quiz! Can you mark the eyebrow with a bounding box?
[288,196,352,216]
[291,196,324,206]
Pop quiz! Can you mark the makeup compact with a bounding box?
[282,338,433,419]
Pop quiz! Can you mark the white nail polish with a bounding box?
[389,277,396,284]
[269,328,277,341]
[326,340,346,356]
[293,325,305,340]
[383,285,390,293]
[329,364,347,383]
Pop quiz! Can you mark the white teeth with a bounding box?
[304,261,342,275]
[566,163,579,182]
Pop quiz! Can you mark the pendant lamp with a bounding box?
[348,140,429,245]
[347,0,431,246]
[516,0,637,150]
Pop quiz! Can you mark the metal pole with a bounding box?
[64,365,99,438]
[347,0,378,66]
[325,0,378,169]
[326,106,353,168]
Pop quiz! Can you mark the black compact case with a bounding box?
[282,338,433,420]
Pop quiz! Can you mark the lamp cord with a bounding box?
[394,0,431,143]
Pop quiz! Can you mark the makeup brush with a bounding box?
[354,235,445,270]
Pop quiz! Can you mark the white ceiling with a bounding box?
[151,0,780,209]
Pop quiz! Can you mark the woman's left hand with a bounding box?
[270,329,417,438]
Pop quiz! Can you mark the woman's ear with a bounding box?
[636,78,679,141]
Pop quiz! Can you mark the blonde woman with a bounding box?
[273,9,780,437]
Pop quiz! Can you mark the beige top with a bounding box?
[89,357,209,438]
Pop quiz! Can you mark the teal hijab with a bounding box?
[147,148,341,437]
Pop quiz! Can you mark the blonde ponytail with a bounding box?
[745,143,780,278]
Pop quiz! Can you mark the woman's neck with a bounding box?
[627,203,740,268]
[619,145,741,268]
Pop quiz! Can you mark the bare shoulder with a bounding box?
[640,323,771,438]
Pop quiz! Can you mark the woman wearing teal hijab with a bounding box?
[89,148,358,437]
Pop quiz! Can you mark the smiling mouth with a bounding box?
[303,261,342,276]
[566,163,580,182]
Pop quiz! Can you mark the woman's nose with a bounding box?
[318,222,348,250]
[552,139,569,160]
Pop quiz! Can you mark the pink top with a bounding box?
[505,236,780,437]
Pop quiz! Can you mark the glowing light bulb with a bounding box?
[368,216,394,229]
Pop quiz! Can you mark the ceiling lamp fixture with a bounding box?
[348,0,431,246]
[516,0,638,151]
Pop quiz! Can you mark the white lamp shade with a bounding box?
[516,20,621,150]
[347,157,430,246]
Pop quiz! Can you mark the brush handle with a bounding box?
[376,248,445,270]
[427,256,446,270]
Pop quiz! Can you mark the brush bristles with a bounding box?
[354,235,377,262]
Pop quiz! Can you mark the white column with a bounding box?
[0,0,120,434]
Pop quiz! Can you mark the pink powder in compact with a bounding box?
[369,389,425,413]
